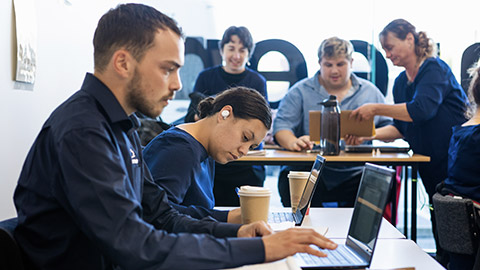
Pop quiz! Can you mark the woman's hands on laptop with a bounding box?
[262,228,337,262]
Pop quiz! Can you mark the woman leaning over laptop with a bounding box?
[143,86,271,223]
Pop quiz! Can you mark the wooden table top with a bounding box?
[237,149,430,163]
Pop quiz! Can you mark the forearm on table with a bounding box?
[274,130,297,150]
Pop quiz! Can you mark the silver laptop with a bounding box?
[269,155,326,226]
[295,163,395,269]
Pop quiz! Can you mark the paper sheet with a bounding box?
[13,0,37,84]
[246,150,267,156]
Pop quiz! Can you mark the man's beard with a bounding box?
[126,68,162,118]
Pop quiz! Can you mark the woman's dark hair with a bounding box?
[379,19,435,59]
[219,26,255,56]
[93,3,183,72]
[466,59,480,117]
[197,87,272,129]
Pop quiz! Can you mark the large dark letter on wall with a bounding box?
[249,39,308,108]
[350,40,388,96]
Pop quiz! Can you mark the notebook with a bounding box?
[269,155,326,226]
[294,163,395,269]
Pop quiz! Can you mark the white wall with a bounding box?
[0,0,99,219]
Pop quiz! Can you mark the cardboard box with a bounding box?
[309,110,375,141]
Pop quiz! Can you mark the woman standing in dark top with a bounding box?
[348,19,469,265]
[185,26,268,206]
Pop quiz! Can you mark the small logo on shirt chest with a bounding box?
[130,149,139,165]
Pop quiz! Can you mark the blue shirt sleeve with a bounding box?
[171,202,229,222]
[143,129,229,222]
[273,87,305,136]
[144,133,196,206]
[406,61,452,123]
[57,127,264,269]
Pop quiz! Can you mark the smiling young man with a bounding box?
[185,26,267,122]
[273,37,392,208]
[13,4,337,270]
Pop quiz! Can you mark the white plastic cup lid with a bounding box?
[237,185,271,197]
[287,171,310,179]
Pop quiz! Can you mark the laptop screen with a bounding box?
[294,155,326,221]
[347,163,394,252]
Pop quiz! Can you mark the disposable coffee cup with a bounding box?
[288,171,310,212]
[237,186,271,224]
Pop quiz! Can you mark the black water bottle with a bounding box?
[319,95,340,155]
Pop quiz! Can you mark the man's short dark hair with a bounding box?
[93,3,183,72]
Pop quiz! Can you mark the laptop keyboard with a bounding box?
[296,244,365,266]
[268,211,294,223]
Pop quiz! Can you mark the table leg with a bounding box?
[391,167,397,226]
[411,165,418,242]
[404,166,409,238]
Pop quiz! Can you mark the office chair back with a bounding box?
[0,217,25,270]
[433,193,479,255]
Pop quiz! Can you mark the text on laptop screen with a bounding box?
[348,167,392,251]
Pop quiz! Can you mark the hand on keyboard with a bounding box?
[262,228,337,262]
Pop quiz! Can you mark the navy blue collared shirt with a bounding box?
[13,73,264,270]
[392,57,468,195]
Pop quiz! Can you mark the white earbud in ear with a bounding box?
[221,110,230,119]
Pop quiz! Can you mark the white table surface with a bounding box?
[369,239,445,270]
[216,207,406,239]
[301,207,405,239]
